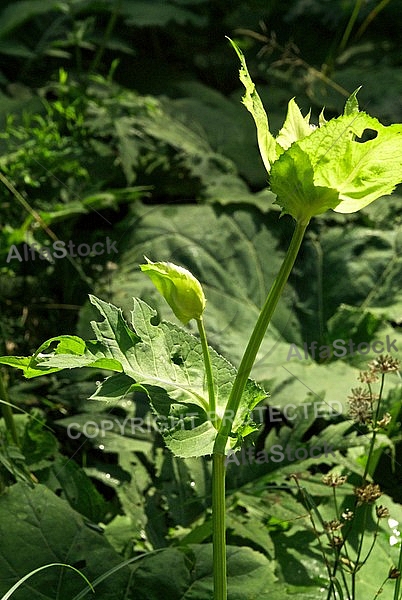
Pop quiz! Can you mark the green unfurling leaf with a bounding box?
[269,143,340,222]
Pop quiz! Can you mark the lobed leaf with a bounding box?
[0,295,266,458]
[271,111,402,218]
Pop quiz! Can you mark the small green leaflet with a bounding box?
[343,86,361,116]
[227,37,278,172]
[275,98,313,152]
[0,295,266,458]
[228,38,316,172]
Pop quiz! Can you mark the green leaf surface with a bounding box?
[294,221,402,351]
[228,38,278,173]
[272,111,402,218]
[0,1,63,37]
[0,334,124,378]
[2,295,265,457]
[304,112,402,213]
[121,0,207,26]
[0,483,132,599]
[343,86,361,116]
[275,98,313,151]
[130,544,277,599]
[39,456,107,522]
[170,81,267,187]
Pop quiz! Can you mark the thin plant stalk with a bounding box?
[196,316,218,428]
[393,539,402,600]
[362,374,385,482]
[1,563,93,600]
[338,0,364,55]
[355,0,392,40]
[352,504,369,598]
[0,371,19,447]
[0,172,92,287]
[90,0,122,74]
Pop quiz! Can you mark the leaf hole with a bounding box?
[150,313,160,326]
[171,350,184,366]
[354,129,378,143]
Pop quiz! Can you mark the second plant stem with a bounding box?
[211,217,310,600]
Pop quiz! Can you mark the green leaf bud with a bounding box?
[140,258,206,324]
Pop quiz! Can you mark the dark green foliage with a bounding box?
[0,1,401,598]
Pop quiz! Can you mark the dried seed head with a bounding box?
[342,508,354,521]
[322,473,347,487]
[358,370,379,384]
[328,535,344,548]
[354,483,382,504]
[377,413,392,429]
[347,387,373,424]
[376,505,390,519]
[389,567,401,580]
[324,519,343,532]
[369,355,400,374]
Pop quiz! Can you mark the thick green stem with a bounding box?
[208,216,309,600]
[212,453,227,600]
[210,217,308,600]
[196,316,218,428]
[213,218,309,455]
[195,317,224,597]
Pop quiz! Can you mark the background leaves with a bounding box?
[0,0,401,598]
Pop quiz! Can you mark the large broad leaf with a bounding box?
[169,81,268,187]
[231,41,402,219]
[0,483,133,599]
[87,201,401,419]
[0,1,63,37]
[293,222,402,351]
[129,544,277,600]
[121,0,207,26]
[0,296,265,458]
